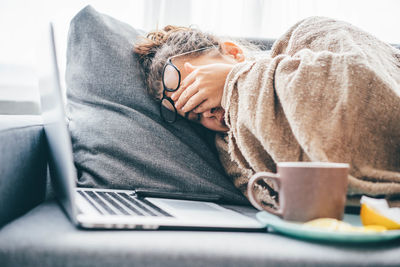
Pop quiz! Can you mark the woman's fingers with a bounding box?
[175,81,200,110]
[181,92,207,113]
[193,100,218,114]
[171,73,195,101]
[173,62,226,113]
[171,63,197,101]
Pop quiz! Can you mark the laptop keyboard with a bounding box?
[77,189,173,217]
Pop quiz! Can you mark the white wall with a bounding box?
[1,0,400,68]
[0,0,399,106]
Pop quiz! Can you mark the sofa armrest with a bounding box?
[0,115,47,227]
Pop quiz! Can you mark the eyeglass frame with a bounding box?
[160,46,216,123]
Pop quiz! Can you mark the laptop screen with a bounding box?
[37,23,78,223]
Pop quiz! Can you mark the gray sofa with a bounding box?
[1,6,400,267]
[1,115,400,267]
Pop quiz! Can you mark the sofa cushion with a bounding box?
[0,115,47,227]
[65,6,246,204]
[1,200,400,267]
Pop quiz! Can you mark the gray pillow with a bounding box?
[66,5,247,204]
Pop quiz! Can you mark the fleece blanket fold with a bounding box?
[216,17,400,208]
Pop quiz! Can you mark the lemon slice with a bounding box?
[304,218,349,231]
[302,196,400,232]
[360,203,400,230]
[303,218,386,233]
[362,225,387,232]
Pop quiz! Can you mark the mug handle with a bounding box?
[247,172,282,216]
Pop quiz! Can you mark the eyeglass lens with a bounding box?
[163,64,180,91]
[160,98,176,123]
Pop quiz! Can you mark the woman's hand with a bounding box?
[172,62,233,113]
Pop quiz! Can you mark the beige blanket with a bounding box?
[216,17,400,208]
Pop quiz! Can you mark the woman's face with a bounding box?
[163,47,241,132]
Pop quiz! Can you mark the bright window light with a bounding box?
[0,0,399,107]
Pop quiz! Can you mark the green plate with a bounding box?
[256,211,400,243]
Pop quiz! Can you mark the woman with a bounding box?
[134,17,400,208]
[134,25,251,132]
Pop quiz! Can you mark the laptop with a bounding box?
[37,23,264,230]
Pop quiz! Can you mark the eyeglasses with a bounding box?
[160,46,215,123]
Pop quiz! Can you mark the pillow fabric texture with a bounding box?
[65,5,247,204]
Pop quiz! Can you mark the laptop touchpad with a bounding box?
[157,198,221,212]
[147,198,234,219]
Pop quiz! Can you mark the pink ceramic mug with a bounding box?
[247,162,349,222]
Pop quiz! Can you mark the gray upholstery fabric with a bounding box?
[1,201,400,267]
[0,115,47,227]
[66,6,246,204]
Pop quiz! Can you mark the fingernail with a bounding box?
[171,93,176,100]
